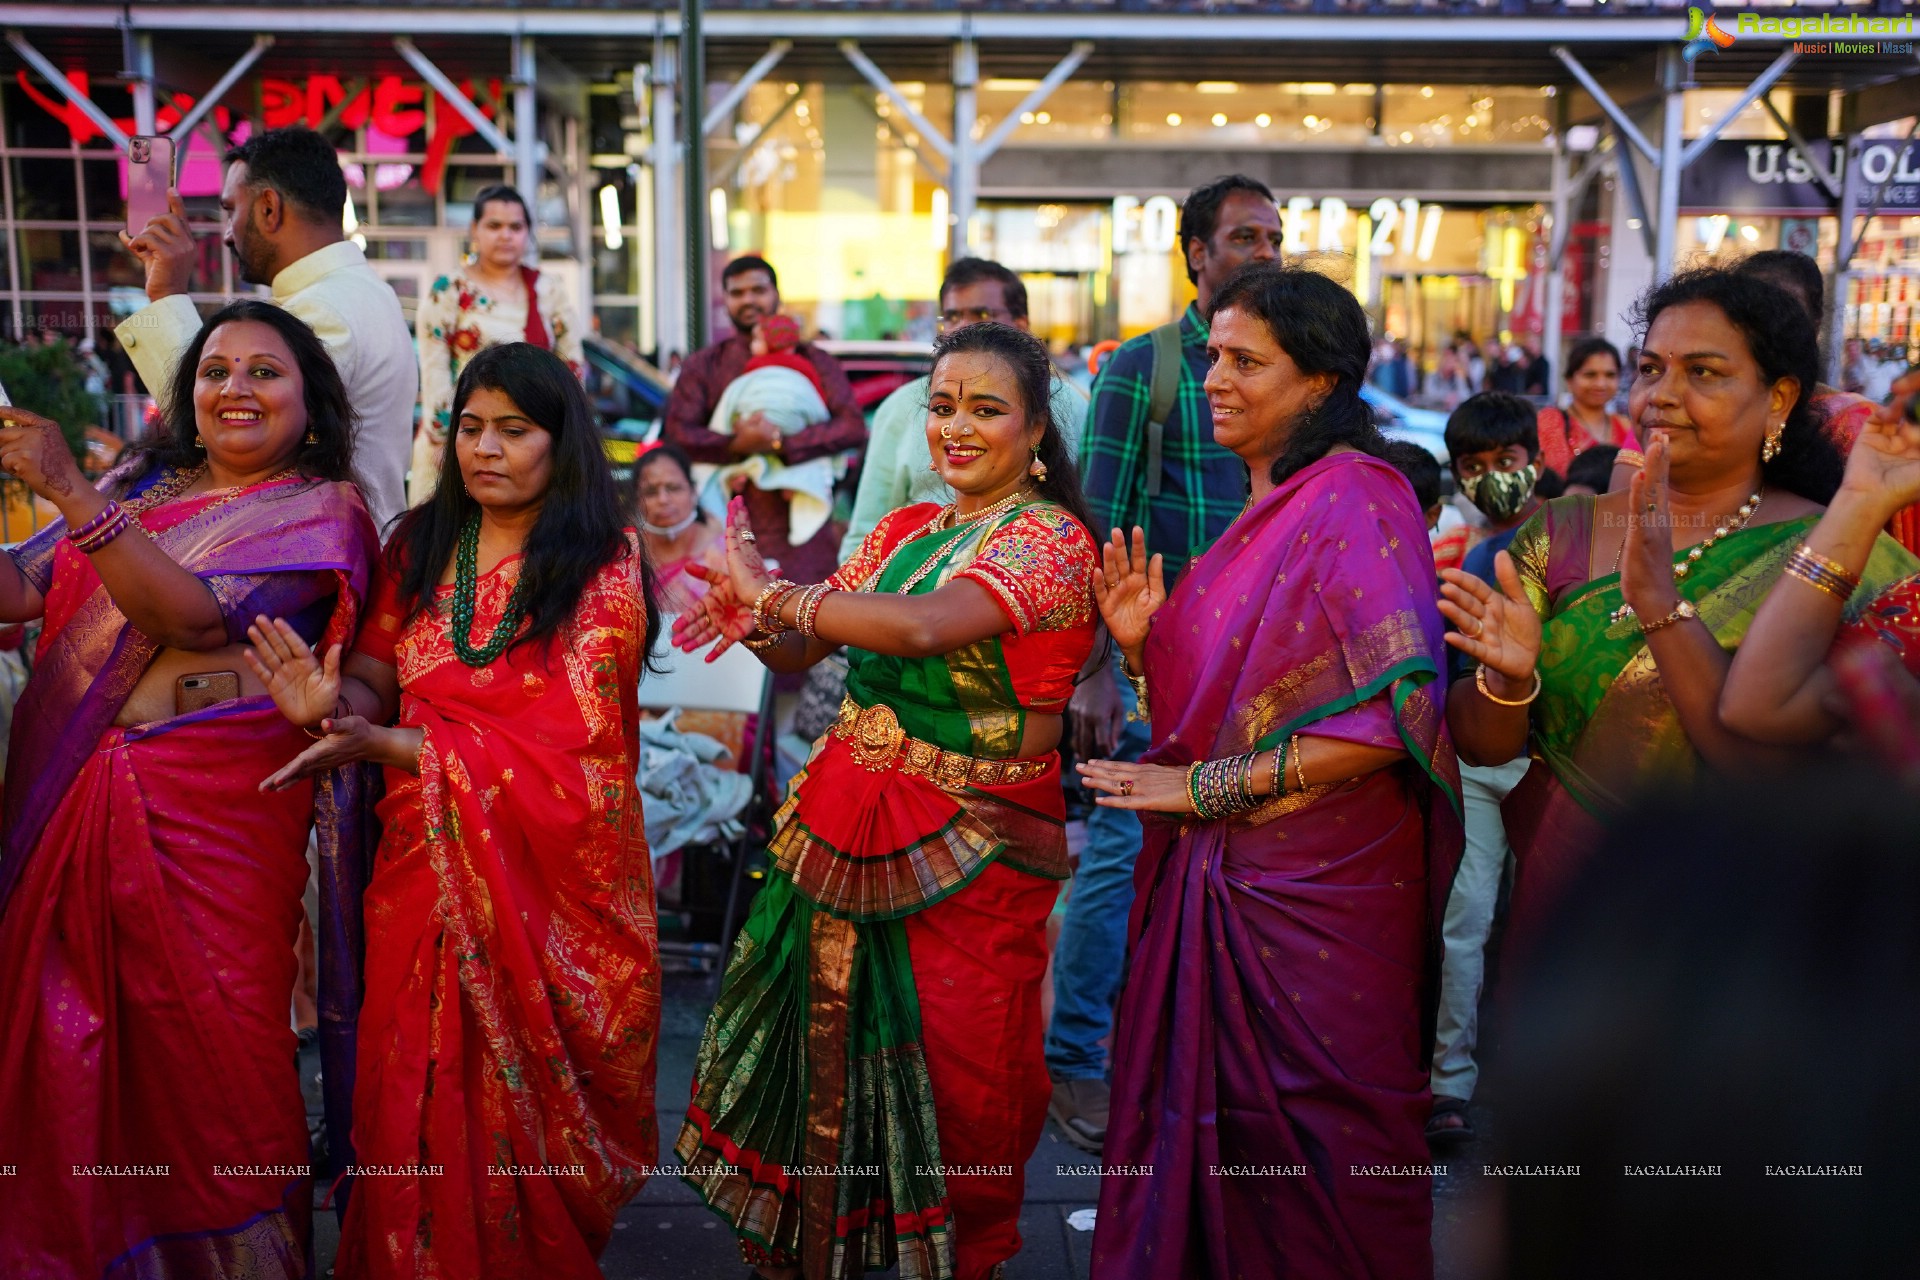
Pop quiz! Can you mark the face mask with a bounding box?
[1461,465,1537,522]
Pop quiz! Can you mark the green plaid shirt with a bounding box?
[1082,303,1248,583]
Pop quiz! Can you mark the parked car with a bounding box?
[1360,383,1449,461]
[814,339,933,418]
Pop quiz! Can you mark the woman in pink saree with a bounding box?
[1078,265,1461,1280]
[0,300,377,1277]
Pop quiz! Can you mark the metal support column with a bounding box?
[950,38,978,259]
[1653,47,1685,283]
[6,29,131,149]
[394,38,515,155]
[170,36,274,144]
[682,0,707,350]
[650,38,686,362]
[513,35,539,223]
[1828,135,1863,385]
[975,41,1094,161]
[1543,95,1570,382]
[127,31,156,136]
[701,41,791,139]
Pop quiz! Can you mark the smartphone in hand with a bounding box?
[126,134,176,239]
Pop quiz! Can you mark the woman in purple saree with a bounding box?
[0,301,377,1279]
[1078,265,1461,1280]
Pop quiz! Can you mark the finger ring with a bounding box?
[1119,779,1134,796]
[737,531,756,542]
[1645,502,1657,514]
[1466,618,1483,638]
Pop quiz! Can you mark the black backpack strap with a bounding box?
[1145,319,1184,498]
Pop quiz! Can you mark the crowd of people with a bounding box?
[0,127,1917,1280]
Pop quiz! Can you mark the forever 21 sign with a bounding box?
[1680,138,1920,215]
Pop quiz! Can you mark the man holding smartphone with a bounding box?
[118,126,414,531]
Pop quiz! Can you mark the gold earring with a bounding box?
[194,433,206,449]
[1028,446,1048,482]
[1761,422,1784,463]
[304,430,318,445]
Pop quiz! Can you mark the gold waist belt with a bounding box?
[831,697,1050,787]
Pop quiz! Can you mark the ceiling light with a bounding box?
[1212,113,1228,127]
[1255,113,1272,127]
[1166,113,1182,126]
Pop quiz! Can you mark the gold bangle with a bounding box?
[1290,732,1308,791]
[1270,741,1285,796]
[1123,664,1151,724]
[1782,560,1853,604]
[741,631,784,653]
[1475,665,1542,707]
[1615,448,1646,469]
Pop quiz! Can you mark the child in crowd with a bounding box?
[1427,390,1541,1146]
[702,314,838,546]
[1561,442,1621,498]
[1382,438,1445,534]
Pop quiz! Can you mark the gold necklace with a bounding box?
[870,487,1034,596]
[1610,486,1763,621]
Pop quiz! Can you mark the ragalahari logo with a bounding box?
[1683,7,1737,62]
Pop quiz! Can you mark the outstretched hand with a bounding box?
[1091,527,1165,657]
[244,615,341,729]
[1438,552,1541,687]
[673,563,758,661]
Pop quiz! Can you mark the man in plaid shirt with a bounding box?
[1048,175,1283,1153]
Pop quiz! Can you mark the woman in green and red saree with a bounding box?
[0,301,377,1277]
[1073,264,1462,1280]
[1443,268,1917,942]
[669,322,1099,1280]
[248,344,663,1278]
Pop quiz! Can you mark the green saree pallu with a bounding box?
[677,501,1097,1280]
[1501,499,1919,936]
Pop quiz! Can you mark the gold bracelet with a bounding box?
[741,631,784,653]
[1270,741,1285,796]
[1475,665,1542,707]
[751,579,798,634]
[301,695,350,739]
[1123,663,1151,724]
[1791,542,1860,584]
[1290,732,1308,791]
[1615,448,1646,469]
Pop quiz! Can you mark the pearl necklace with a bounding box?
[1610,487,1762,624]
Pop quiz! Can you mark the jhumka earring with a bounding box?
[1028,446,1049,482]
[1761,421,1785,463]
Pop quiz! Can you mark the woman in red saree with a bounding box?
[1075,264,1461,1280]
[0,300,377,1278]
[670,322,1099,1280]
[249,343,662,1278]
[1721,396,1920,771]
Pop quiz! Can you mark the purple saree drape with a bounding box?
[1092,451,1462,1280]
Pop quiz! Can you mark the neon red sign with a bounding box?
[17,70,506,194]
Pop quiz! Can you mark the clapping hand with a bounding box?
[260,716,385,792]
[1618,431,1682,621]
[0,407,86,507]
[1438,553,1541,691]
[1091,527,1165,661]
[1838,411,1920,524]
[673,565,757,660]
[244,615,342,730]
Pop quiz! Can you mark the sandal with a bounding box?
[1425,1095,1475,1144]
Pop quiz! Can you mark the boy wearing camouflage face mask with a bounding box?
[1426,389,1541,1146]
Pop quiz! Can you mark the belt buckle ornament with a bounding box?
[849,702,906,772]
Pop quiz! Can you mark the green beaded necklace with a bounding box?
[450,510,530,666]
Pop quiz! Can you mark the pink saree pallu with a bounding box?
[0,472,376,1279]
[1092,452,1462,1280]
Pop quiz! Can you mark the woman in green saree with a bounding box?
[667,322,1101,1280]
[1441,268,1917,937]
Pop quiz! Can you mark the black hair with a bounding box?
[940,257,1028,321]
[386,342,660,665]
[224,126,347,223]
[1565,443,1621,493]
[469,183,532,227]
[1445,391,1540,464]
[1380,439,1442,513]
[1736,248,1824,324]
[123,298,356,490]
[721,255,778,291]
[1533,468,1568,500]
[926,322,1098,541]
[1632,267,1843,504]
[1565,336,1622,382]
[1178,174,1277,284]
[1206,262,1391,487]
[1487,766,1920,1277]
[635,440,697,491]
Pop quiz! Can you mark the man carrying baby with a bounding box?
[662,254,866,582]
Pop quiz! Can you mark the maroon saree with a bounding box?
[1092,452,1462,1280]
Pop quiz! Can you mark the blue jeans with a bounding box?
[1044,663,1150,1082]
